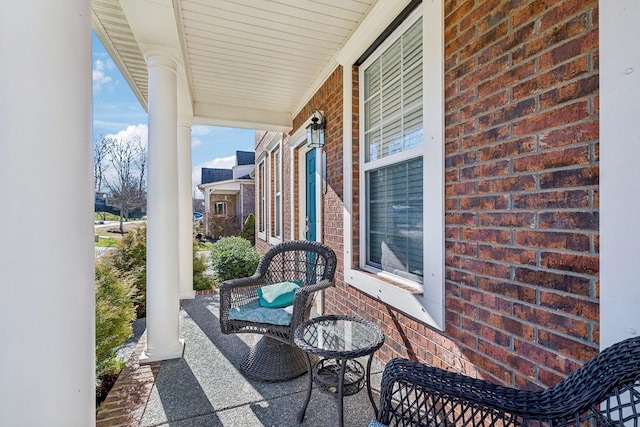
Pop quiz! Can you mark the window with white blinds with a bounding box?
[361,14,424,285]
[364,18,423,162]
[272,147,282,239]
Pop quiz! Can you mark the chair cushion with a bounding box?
[257,280,302,308]
[368,421,388,427]
[228,300,294,326]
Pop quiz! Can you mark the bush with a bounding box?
[95,259,136,383]
[240,213,256,245]
[210,236,259,282]
[103,226,147,317]
[193,239,212,291]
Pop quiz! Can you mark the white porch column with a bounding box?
[204,188,212,236]
[0,0,94,425]
[141,52,184,362]
[178,119,195,299]
[600,0,640,349]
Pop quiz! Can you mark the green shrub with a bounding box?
[193,239,212,291]
[240,213,256,245]
[102,226,147,317]
[210,236,259,282]
[95,259,136,382]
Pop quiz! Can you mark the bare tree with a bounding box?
[135,141,147,196]
[93,135,110,192]
[105,134,147,233]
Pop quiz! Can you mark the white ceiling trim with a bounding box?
[194,102,292,132]
[93,0,379,130]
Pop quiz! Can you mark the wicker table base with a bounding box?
[314,358,365,396]
[294,315,385,427]
[240,336,308,382]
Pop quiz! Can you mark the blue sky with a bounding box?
[91,32,255,197]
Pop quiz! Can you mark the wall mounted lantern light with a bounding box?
[306,109,326,148]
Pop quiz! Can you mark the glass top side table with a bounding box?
[294,314,385,427]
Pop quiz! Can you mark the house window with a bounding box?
[272,146,282,239]
[214,202,226,216]
[361,15,424,286]
[258,159,266,236]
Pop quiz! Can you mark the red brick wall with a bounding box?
[443,0,600,388]
[259,0,600,391]
[325,0,599,391]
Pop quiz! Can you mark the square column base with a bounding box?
[180,290,197,300]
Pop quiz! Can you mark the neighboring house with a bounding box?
[198,150,256,237]
[255,0,605,391]
[94,191,108,211]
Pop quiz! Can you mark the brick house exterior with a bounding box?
[199,151,256,238]
[254,0,603,391]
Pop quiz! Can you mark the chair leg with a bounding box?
[240,336,308,382]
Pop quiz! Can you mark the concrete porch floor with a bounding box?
[97,291,383,427]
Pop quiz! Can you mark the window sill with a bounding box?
[357,268,423,295]
[268,236,282,246]
[343,267,443,331]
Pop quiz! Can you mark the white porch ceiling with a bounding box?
[91,0,379,131]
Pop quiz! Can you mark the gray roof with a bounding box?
[201,168,233,184]
[236,151,255,166]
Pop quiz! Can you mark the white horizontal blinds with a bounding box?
[402,20,423,149]
[367,158,424,283]
[363,14,424,284]
[364,18,423,163]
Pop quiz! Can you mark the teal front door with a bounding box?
[305,149,316,241]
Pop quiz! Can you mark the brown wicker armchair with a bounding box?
[377,336,640,427]
[219,240,337,381]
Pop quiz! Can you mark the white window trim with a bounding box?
[269,143,283,245]
[340,2,445,330]
[257,157,267,241]
[214,201,227,216]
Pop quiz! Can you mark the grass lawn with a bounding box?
[95,235,119,247]
[94,212,123,222]
[94,217,145,247]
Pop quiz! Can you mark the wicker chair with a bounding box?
[376,336,640,427]
[219,240,337,381]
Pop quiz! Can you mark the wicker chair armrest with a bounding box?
[295,278,333,299]
[219,274,265,330]
[289,279,333,330]
[219,274,264,290]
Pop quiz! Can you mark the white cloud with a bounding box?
[107,124,148,146]
[192,138,203,148]
[93,59,114,90]
[192,155,236,196]
[192,125,212,136]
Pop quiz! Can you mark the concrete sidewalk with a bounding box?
[97,292,382,427]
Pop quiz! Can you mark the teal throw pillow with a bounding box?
[257,280,302,308]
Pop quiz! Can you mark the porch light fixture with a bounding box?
[306,110,326,148]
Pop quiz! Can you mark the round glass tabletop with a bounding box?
[294,314,385,359]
